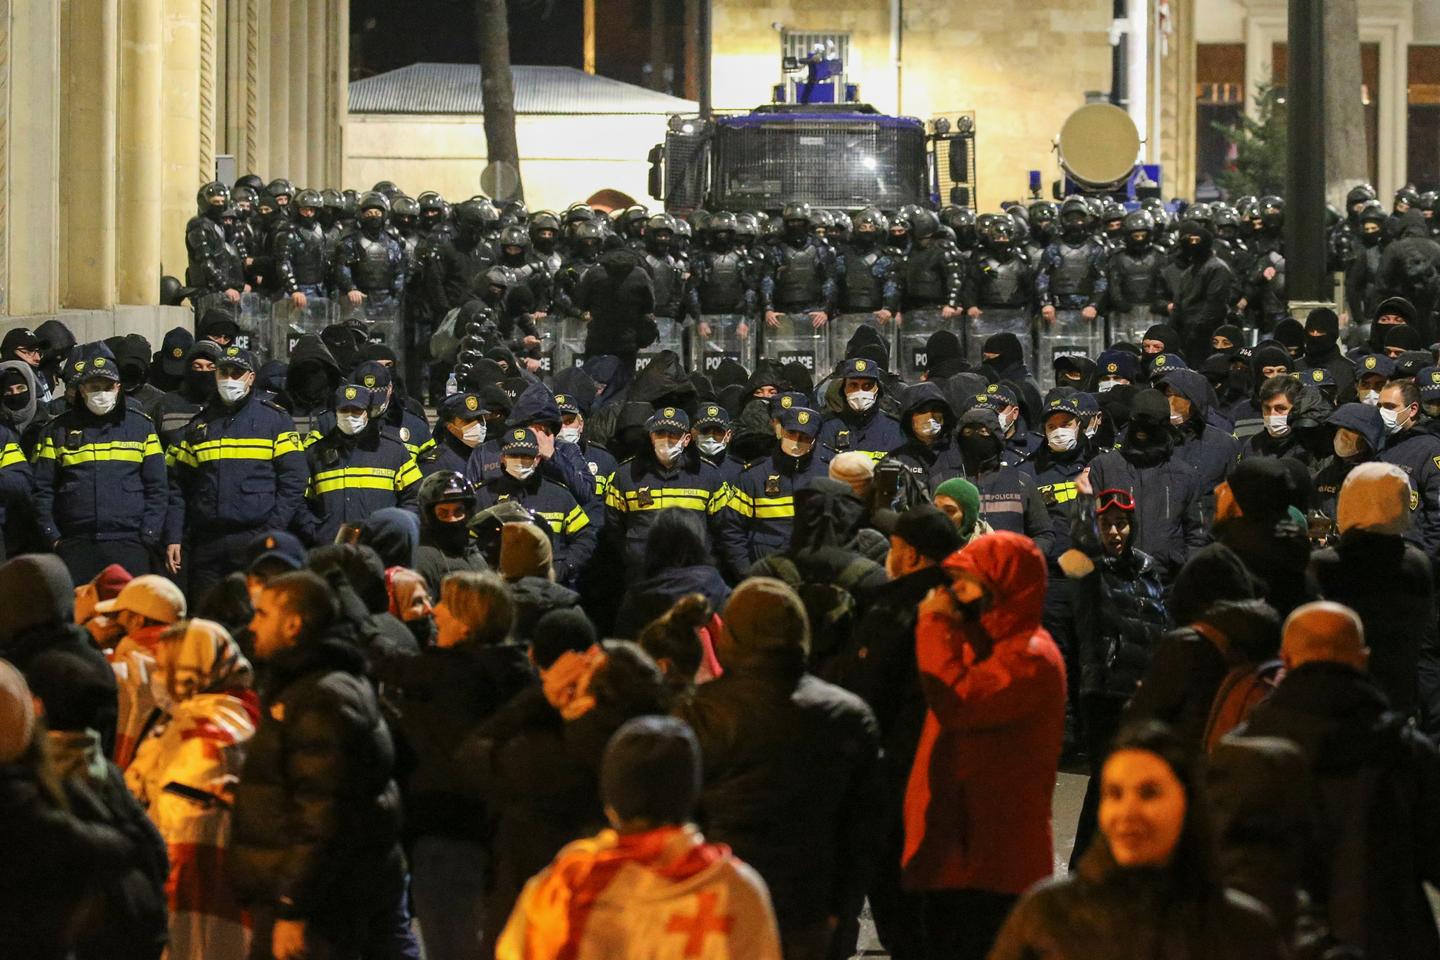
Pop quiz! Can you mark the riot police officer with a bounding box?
[963,214,1035,367]
[185,181,246,301]
[274,189,331,309]
[553,220,606,320]
[1037,197,1109,369]
[428,197,497,316]
[838,207,901,322]
[899,209,964,318]
[33,343,168,581]
[762,201,839,333]
[641,213,687,333]
[1104,210,1166,345]
[684,212,759,331]
[333,191,406,309]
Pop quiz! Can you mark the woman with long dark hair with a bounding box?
[988,721,1285,960]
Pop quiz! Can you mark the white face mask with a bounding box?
[1098,379,1123,393]
[1263,412,1290,437]
[1359,388,1380,406]
[997,409,1016,432]
[1046,425,1078,452]
[653,438,686,465]
[780,436,812,457]
[1084,424,1099,439]
[504,459,537,481]
[697,436,726,457]
[913,417,943,440]
[216,377,250,404]
[83,387,118,416]
[558,425,582,445]
[1333,430,1361,459]
[847,389,877,413]
[460,421,486,448]
[1380,406,1406,434]
[1169,411,1185,426]
[337,412,369,436]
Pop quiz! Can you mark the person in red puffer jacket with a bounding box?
[903,530,1067,960]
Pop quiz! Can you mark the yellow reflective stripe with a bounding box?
[563,505,590,534]
[310,465,405,495]
[726,487,757,518]
[0,442,24,469]
[708,483,731,514]
[37,439,153,465]
[275,431,304,456]
[143,434,163,458]
[167,442,199,468]
[303,430,324,449]
[613,489,710,512]
[396,458,422,491]
[535,510,566,534]
[749,495,794,519]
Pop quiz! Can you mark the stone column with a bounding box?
[161,0,202,282]
[268,0,289,178]
[60,0,118,310]
[199,0,217,182]
[307,0,325,186]
[327,0,347,186]
[287,0,307,184]
[117,0,163,305]
[6,0,60,316]
[1159,0,1197,201]
[251,0,268,175]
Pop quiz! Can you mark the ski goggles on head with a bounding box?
[1096,488,1136,512]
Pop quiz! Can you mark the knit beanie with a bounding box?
[0,555,74,640]
[500,521,554,582]
[1337,462,1413,535]
[0,660,35,764]
[601,715,702,825]
[933,476,982,538]
[723,577,810,659]
[896,504,963,562]
[531,607,597,669]
[1227,457,1296,526]
[828,451,875,489]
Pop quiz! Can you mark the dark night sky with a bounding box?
[350,0,586,78]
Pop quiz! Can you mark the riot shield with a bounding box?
[1039,309,1104,388]
[549,317,589,373]
[759,313,830,383]
[963,307,1034,374]
[828,313,898,376]
[269,297,339,362]
[344,298,406,374]
[691,314,756,376]
[193,291,272,359]
[635,317,685,374]
[895,308,956,382]
[1107,307,1160,350]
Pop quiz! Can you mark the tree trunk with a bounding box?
[1323,0,1367,205]
[476,0,524,201]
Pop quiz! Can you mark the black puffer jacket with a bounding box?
[577,250,655,356]
[372,641,535,843]
[676,663,881,934]
[0,765,140,960]
[989,839,1284,960]
[1070,547,1170,700]
[1087,445,1207,582]
[228,635,405,927]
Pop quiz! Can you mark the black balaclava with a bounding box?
[1384,323,1425,355]
[957,408,1004,477]
[1123,389,1175,467]
[0,368,28,415]
[1273,318,1306,360]
[1211,324,1244,357]
[1303,308,1340,361]
[423,502,471,554]
[1177,221,1213,264]
[981,332,1024,374]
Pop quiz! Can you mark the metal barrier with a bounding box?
[691,314,757,375]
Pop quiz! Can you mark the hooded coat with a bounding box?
[577,250,656,357]
[888,381,966,493]
[1155,368,1240,514]
[277,335,341,438]
[902,533,1067,894]
[1166,223,1235,363]
[1312,402,1389,522]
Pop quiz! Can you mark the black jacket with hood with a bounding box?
[277,334,342,437]
[1155,367,1240,516]
[576,249,656,356]
[888,381,966,494]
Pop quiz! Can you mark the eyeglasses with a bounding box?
[1095,488,1136,512]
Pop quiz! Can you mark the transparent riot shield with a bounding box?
[635,317,685,374]
[963,307,1034,373]
[1107,307,1159,350]
[828,313,899,376]
[269,297,339,362]
[1040,309,1105,388]
[193,291,272,358]
[759,313,830,382]
[895,308,957,382]
[549,317,589,373]
[690,314,757,376]
[343,298,406,374]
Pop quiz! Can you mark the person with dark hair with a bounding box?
[1240,376,1315,465]
[615,508,731,640]
[229,570,415,960]
[637,593,717,707]
[677,578,880,960]
[1377,377,1440,559]
[372,571,534,960]
[990,721,1285,960]
[954,406,1053,548]
[496,716,782,960]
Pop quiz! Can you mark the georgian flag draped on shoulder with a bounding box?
[497,825,782,960]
